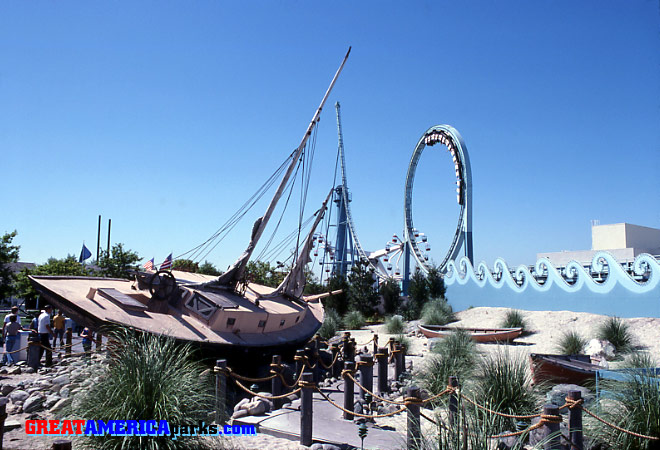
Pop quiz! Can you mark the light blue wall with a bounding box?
[445,252,660,318]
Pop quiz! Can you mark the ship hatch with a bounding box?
[97,288,148,312]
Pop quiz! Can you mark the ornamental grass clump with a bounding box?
[499,309,528,334]
[385,315,405,334]
[421,298,455,326]
[597,316,634,354]
[343,310,366,330]
[556,329,588,355]
[593,372,660,449]
[417,329,476,397]
[319,308,342,340]
[69,328,215,450]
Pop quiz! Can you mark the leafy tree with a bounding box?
[323,275,349,315]
[427,264,446,299]
[198,260,222,276]
[172,259,199,273]
[0,231,20,301]
[347,260,379,317]
[15,255,92,305]
[303,268,325,295]
[405,268,429,320]
[244,260,286,287]
[379,277,401,314]
[98,243,141,279]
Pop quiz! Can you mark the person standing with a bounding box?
[52,310,66,348]
[38,305,54,366]
[2,314,25,365]
[2,306,21,337]
[81,327,93,358]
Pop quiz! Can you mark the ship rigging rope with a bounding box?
[294,123,318,266]
[175,151,294,262]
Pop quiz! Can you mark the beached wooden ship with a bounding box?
[529,353,601,384]
[29,49,351,355]
[418,324,523,342]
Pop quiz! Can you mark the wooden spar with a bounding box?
[214,47,351,287]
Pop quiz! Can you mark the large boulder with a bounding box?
[585,339,615,360]
[546,384,594,411]
[52,375,70,386]
[8,390,29,403]
[23,395,44,413]
[1,384,17,396]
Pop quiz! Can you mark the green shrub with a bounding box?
[343,310,366,330]
[421,298,455,326]
[472,347,539,431]
[379,277,402,314]
[385,315,405,334]
[597,316,634,354]
[69,328,215,450]
[417,329,476,397]
[623,351,657,369]
[318,308,342,340]
[556,329,588,355]
[500,309,528,333]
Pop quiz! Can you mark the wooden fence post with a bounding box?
[406,386,421,450]
[373,333,379,356]
[271,355,283,410]
[377,347,389,394]
[215,359,227,424]
[27,336,41,370]
[394,342,403,381]
[358,354,374,400]
[448,376,459,427]
[295,349,305,379]
[65,328,72,357]
[568,390,583,450]
[401,344,407,374]
[331,344,341,378]
[52,441,72,450]
[343,361,355,420]
[0,397,7,450]
[541,404,561,450]
[300,372,314,446]
[95,332,102,351]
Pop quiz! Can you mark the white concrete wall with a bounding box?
[592,223,626,250]
[537,248,636,266]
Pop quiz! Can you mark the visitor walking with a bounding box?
[38,305,54,366]
[2,314,25,365]
[53,310,66,348]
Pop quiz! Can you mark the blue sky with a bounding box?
[2,1,659,272]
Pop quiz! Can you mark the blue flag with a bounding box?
[79,243,92,263]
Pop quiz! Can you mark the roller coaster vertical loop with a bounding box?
[404,125,473,274]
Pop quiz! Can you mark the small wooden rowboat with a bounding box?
[417,324,523,342]
[529,353,601,385]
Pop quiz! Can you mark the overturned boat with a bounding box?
[30,49,351,355]
[418,324,523,343]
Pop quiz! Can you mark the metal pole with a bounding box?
[377,347,389,394]
[96,215,101,262]
[106,219,111,259]
[358,354,374,400]
[568,391,583,450]
[343,361,355,420]
[271,355,283,410]
[215,359,227,424]
[406,386,421,450]
[300,372,314,446]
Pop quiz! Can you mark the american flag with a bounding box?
[160,253,173,270]
[142,258,155,271]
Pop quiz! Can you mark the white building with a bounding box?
[537,223,660,266]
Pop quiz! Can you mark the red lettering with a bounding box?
[48,420,60,434]
[61,420,74,434]
[25,420,36,434]
[73,420,85,434]
[36,420,47,434]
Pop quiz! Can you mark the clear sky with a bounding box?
[2,1,659,272]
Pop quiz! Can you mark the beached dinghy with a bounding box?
[417,324,523,342]
[529,353,601,385]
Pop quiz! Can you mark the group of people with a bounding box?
[1,305,94,366]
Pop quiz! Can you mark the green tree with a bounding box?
[405,268,429,320]
[0,231,20,300]
[15,255,92,304]
[244,260,286,287]
[98,243,141,279]
[347,260,379,317]
[303,268,325,295]
[379,277,401,314]
[426,264,446,299]
[323,274,349,315]
[198,260,222,276]
[172,259,199,273]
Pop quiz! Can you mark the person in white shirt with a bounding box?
[38,305,54,366]
[2,306,21,337]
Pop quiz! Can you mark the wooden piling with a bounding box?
[95,332,102,351]
[377,347,389,394]
[271,355,283,410]
[358,354,374,400]
[331,344,341,378]
[65,328,72,357]
[295,349,305,379]
[448,376,459,427]
[0,397,7,450]
[350,338,357,360]
[215,359,227,424]
[27,336,41,370]
[401,344,407,374]
[568,391,583,450]
[406,386,422,450]
[541,404,561,450]
[343,361,355,420]
[300,372,314,446]
[394,342,403,381]
[373,333,379,355]
[52,441,72,450]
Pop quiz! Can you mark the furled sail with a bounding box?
[210,47,351,289]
